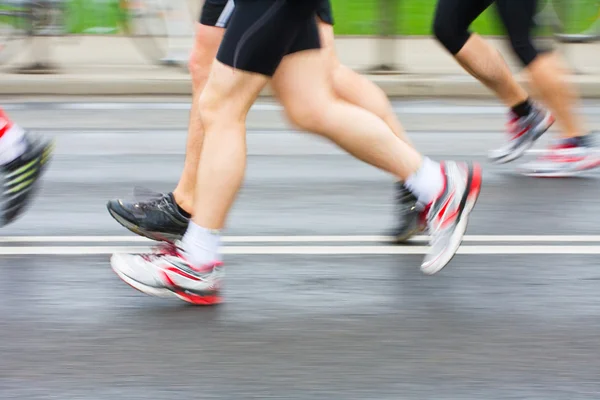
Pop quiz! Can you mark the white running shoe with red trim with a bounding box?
[518,135,600,177]
[110,243,224,305]
[421,161,482,275]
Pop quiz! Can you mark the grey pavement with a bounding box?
[2,98,600,399]
[1,36,600,96]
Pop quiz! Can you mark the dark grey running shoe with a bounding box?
[0,132,53,227]
[390,183,426,243]
[107,192,189,242]
[489,105,554,164]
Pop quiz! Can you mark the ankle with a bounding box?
[172,188,193,215]
[181,222,221,266]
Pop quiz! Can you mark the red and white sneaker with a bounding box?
[518,135,600,177]
[110,242,224,305]
[421,161,482,275]
[489,106,554,164]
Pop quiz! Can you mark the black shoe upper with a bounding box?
[107,192,189,240]
[389,182,423,242]
[0,133,52,226]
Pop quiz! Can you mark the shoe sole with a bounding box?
[392,224,426,244]
[111,254,222,306]
[490,112,555,165]
[107,205,183,243]
[519,156,600,178]
[421,163,483,275]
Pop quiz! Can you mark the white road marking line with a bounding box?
[0,235,599,243]
[4,102,600,115]
[1,245,600,255]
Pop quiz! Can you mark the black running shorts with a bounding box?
[215,0,322,77]
[200,0,334,28]
[200,0,235,27]
[433,0,542,66]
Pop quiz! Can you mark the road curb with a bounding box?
[3,73,600,98]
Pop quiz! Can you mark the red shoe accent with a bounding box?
[176,292,223,306]
[0,108,13,138]
[512,127,529,139]
[468,163,483,200]
[160,270,222,306]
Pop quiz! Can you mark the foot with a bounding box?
[389,182,426,243]
[0,132,53,227]
[107,192,189,242]
[110,242,224,305]
[518,134,600,177]
[489,105,554,164]
[421,161,482,275]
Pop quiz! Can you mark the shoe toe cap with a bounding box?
[107,199,139,219]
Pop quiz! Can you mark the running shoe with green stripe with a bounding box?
[0,133,53,227]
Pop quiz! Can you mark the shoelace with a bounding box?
[130,186,172,211]
[140,195,169,210]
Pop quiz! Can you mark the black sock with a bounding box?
[176,203,191,219]
[511,99,533,118]
[563,134,592,147]
[169,193,191,218]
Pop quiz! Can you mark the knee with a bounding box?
[197,82,233,131]
[197,80,247,131]
[433,13,470,55]
[282,96,329,133]
[196,91,218,128]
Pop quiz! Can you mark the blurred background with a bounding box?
[0,0,598,77]
[2,1,600,400]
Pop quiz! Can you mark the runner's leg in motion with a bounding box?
[106,1,230,241]
[316,4,421,241]
[272,37,480,272]
[110,0,483,305]
[174,0,232,213]
[494,0,600,176]
[433,0,554,165]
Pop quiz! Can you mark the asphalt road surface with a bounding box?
[2,98,600,399]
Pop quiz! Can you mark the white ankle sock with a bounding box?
[404,157,444,206]
[181,222,222,267]
[0,124,26,165]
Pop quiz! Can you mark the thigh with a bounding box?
[272,44,331,111]
[216,0,322,77]
[435,0,495,31]
[200,60,268,119]
[199,0,235,28]
[495,0,537,39]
